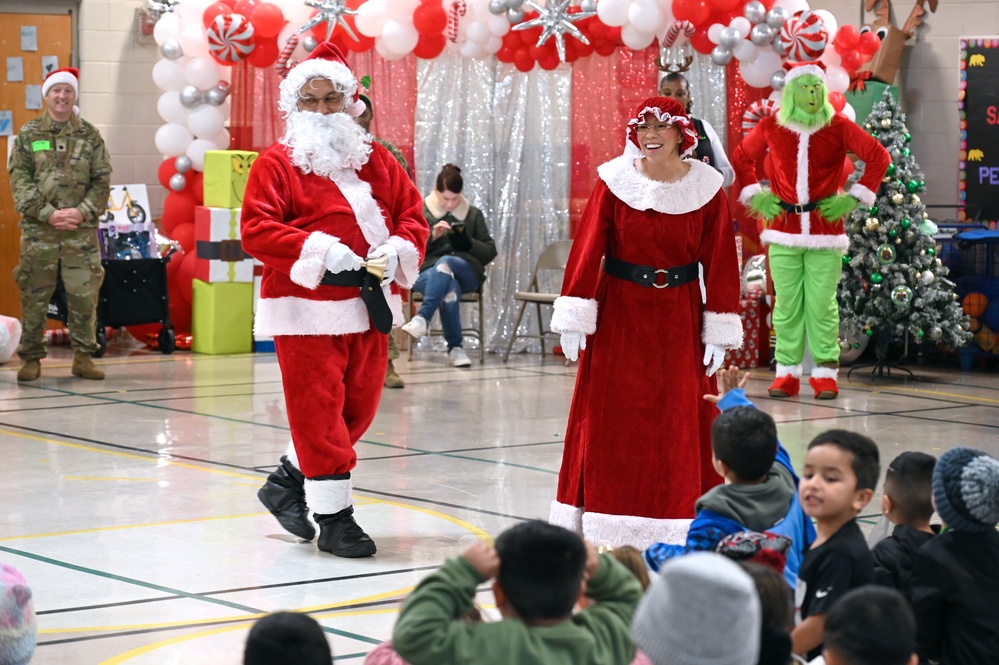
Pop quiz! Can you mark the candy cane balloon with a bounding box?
[662,20,695,48]
[275,33,298,78]
[447,0,467,42]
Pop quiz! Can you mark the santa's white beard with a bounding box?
[281,111,372,176]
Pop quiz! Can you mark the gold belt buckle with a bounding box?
[793,203,807,214]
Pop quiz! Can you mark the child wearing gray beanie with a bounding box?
[632,552,761,665]
[911,446,999,665]
[0,564,35,665]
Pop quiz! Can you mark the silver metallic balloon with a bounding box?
[580,0,597,12]
[179,85,202,108]
[772,31,784,53]
[743,0,766,24]
[749,22,773,46]
[770,70,786,90]
[160,39,184,60]
[168,172,187,192]
[718,27,741,48]
[742,254,767,296]
[765,6,790,28]
[205,87,226,106]
[174,155,193,173]
[489,0,506,14]
[302,35,318,52]
[507,7,524,23]
[506,0,524,9]
[711,45,733,66]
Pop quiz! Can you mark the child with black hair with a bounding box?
[819,586,917,665]
[738,561,795,665]
[392,520,643,665]
[871,452,937,599]
[645,368,814,588]
[244,611,332,665]
[791,430,880,660]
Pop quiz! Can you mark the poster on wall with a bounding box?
[959,36,999,227]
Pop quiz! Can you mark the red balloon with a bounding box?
[233,0,258,16]
[176,251,199,305]
[575,40,593,57]
[413,33,447,59]
[188,171,205,204]
[840,49,863,72]
[514,58,535,73]
[346,33,375,52]
[126,323,161,344]
[250,3,284,38]
[165,245,186,283]
[539,53,560,70]
[170,221,196,254]
[248,35,280,67]
[158,158,177,189]
[595,42,617,57]
[161,191,197,237]
[217,0,236,7]
[168,287,193,334]
[673,0,711,26]
[835,24,859,50]
[497,45,515,63]
[857,31,881,56]
[828,91,846,112]
[413,3,448,35]
[202,2,231,28]
[689,29,715,55]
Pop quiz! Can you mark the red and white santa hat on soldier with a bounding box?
[277,42,366,118]
[41,67,81,115]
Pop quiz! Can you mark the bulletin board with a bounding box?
[959,37,999,227]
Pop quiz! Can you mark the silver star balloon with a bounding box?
[144,0,180,18]
[298,0,359,43]
[511,0,595,63]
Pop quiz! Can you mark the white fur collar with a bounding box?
[424,192,470,221]
[598,156,723,214]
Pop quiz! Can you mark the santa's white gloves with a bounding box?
[560,331,586,362]
[368,243,399,286]
[703,343,726,377]
[324,242,363,274]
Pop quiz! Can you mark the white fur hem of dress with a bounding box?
[304,478,352,514]
[598,156,723,214]
[702,311,744,348]
[551,296,598,335]
[549,500,583,534]
[254,293,403,336]
[549,501,691,549]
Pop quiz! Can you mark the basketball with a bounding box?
[962,292,988,317]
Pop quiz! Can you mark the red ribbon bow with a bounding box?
[848,71,873,93]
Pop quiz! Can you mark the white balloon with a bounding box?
[188,105,226,138]
[459,38,484,58]
[355,1,389,37]
[466,21,490,44]
[152,59,188,91]
[820,46,841,67]
[186,138,218,172]
[812,9,837,38]
[176,0,209,27]
[596,0,629,28]
[386,0,420,16]
[733,39,758,63]
[773,0,810,16]
[627,1,662,29]
[153,13,181,46]
[488,13,510,36]
[621,24,656,50]
[381,19,419,53]
[211,127,231,151]
[179,23,209,58]
[185,56,221,90]
[739,48,782,88]
[769,89,783,103]
[277,24,308,62]
[157,91,190,124]
[279,0,313,24]
[374,36,407,60]
[729,17,752,39]
[485,35,503,53]
[708,23,725,45]
[825,64,850,93]
[842,102,856,122]
[155,122,194,157]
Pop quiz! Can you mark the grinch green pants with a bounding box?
[769,244,842,368]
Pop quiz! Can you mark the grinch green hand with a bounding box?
[748,190,782,222]
[817,193,860,221]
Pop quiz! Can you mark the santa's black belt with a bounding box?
[778,199,819,214]
[320,269,393,334]
[603,255,698,289]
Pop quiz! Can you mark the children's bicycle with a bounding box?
[98,186,147,224]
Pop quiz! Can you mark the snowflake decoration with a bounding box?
[299,0,359,43]
[511,0,595,63]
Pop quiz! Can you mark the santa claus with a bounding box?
[732,61,890,399]
[240,43,428,557]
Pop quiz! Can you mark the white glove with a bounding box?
[703,343,726,377]
[560,331,586,362]
[368,243,399,285]
[324,242,362,274]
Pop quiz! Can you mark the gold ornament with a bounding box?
[865,217,881,232]
[910,194,921,205]
[881,118,892,128]
[892,193,904,204]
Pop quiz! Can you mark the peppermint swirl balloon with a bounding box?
[208,13,256,64]
[778,10,827,61]
[741,99,779,136]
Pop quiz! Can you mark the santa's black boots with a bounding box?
[315,506,377,558]
[258,456,316,541]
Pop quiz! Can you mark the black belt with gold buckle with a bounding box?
[603,255,698,289]
[319,269,392,334]
[778,200,819,214]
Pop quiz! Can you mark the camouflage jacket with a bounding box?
[8,112,112,228]
[375,137,411,178]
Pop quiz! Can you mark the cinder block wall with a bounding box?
[77,0,997,217]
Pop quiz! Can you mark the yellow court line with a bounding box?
[0,512,270,542]
[62,476,162,483]
[882,385,999,405]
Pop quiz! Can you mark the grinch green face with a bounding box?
[778,73,834,130]
[793,76,826,115]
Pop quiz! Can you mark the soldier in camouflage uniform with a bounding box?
[8,67,111,382]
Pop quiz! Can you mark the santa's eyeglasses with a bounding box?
[298,94,345,109]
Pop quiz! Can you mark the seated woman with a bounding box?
[401,164,497,367]
[659,72,735,187]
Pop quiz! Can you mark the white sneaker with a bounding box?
[401,315,428,339]
[447,347,472,368]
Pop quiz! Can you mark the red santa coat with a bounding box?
[732,114,890,251]
[241,141,427,336]
[549,157,743,549]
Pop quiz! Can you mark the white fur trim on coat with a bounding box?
[549,500,583,535]
[811,366,839,380]
[330,167,388,251]
[775,363,803,378]
[551,296,598,335]
[598,156,723,215]
[304,477,352,514]
[760,228,850,252]
[291,231,339,289]
[739,183,764,205]
[796,132,812,235]
[254,293,403,337]
[284,442,300,468]
[702,311,744,349]
[848,182,878,207]
[385,235,421,289]
[583,512,692,550]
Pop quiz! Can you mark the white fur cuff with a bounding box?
[290,232,339,289]
[285,442,300,468]
[551,296,598,335]
[702,311,744,348]
[583,512,692,550]
[739,183,763,205]
[848,182,878,207]
[304,477,352,514]
[549,501,583,535]
[776,363,803,378]
[385,235,421,289]
[811,366,839,380]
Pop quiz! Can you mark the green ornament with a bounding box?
[853,342,860,348]
[871,272,884,284]
[927,247,936,256]
[869,206,879,215]
[888,229,898,239]
[902,148,911,156]
[842,254,852,265]
[904,132,911,142]
[886,163,896,176]
[906,180,919,193]
[917,329,925,338]
[919,180,925,188]
[900,218,912,229]
[865,328,874,336]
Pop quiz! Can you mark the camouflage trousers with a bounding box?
[15,224,103,361]
[388,331,400,361]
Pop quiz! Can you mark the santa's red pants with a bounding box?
[274,330,387,478]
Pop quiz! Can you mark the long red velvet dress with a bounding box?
[549,157,743,549]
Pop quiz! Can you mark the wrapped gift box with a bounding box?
[724,296,771,369]
[192,279,254,355]
[203,150,257,208]
[194,206,254,283]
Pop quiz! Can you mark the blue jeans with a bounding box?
[411,255,479,350]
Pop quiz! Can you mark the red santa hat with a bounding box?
[278,42,365,118]
[626,96,699,159]
[783,60,826,85]
[41,67,79,98]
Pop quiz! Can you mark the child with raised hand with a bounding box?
[791,430,879,660]
[644,367,814,589]
[871,451,937,599]
[392,520,643,665]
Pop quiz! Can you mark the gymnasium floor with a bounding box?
[2,338,997,664]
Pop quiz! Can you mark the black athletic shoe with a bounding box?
[315,507,377,558]
[257,456,315,541]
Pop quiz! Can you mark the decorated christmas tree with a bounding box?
[838,89,971,365]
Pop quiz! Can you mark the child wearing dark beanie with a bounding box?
[911,446,999,665]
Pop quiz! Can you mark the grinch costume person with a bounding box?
[732,61,890,399]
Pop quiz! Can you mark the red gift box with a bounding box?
[724,296,771,369]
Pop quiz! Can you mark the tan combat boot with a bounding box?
[71,352,105,380]
[384,361,404,389]
[17,359,41,382]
